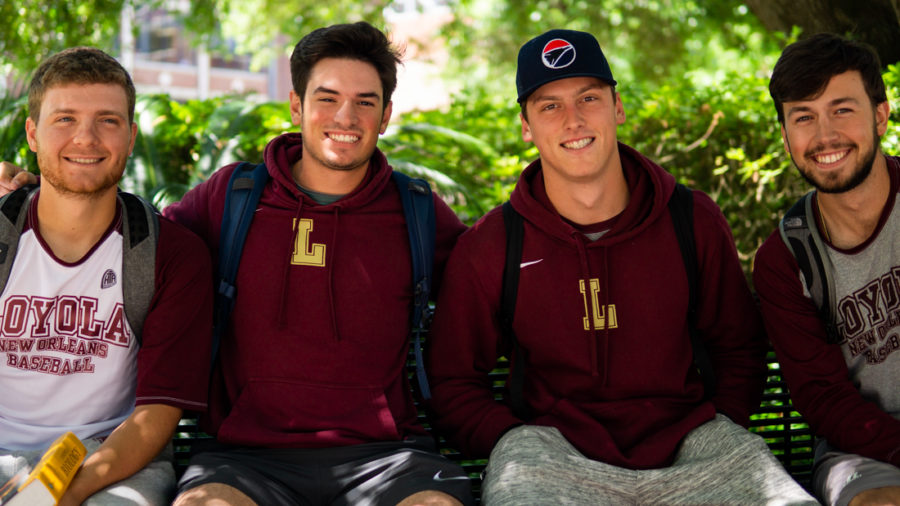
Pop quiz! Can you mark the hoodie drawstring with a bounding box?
[327,207,341,340]
[277,199,305,330]
[574,234,604,380]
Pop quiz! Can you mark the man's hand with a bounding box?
[0,161,37,195]
[849,486,900,506]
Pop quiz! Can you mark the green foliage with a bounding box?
[436,0,782,95]
[0,0,128,75]
[128,94,293,207]
[382,86,530,223]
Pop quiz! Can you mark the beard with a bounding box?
[37,148,124,200]
[793,125,880,195]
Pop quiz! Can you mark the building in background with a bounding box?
[122,0,450,113]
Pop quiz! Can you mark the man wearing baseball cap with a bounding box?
[426,29,815,504]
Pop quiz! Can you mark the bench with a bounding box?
[172,350,814,500]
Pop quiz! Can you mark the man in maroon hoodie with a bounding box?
[425,29,815,504]
[163,23,470,506]
[0,23,470,506]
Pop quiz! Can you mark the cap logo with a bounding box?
[541,38,576,69]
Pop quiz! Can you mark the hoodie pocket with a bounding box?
[217,378,400,446]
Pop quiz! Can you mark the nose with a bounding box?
[333,100,357,126]
[814,115,840,145]
[563,103,585,130]
[72,121,100,147]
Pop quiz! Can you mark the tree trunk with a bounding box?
[745,0,900,65]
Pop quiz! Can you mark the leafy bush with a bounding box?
[1,64,898,280]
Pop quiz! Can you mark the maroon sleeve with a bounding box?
[754,229,900,465]
[427,209,523,458]
[162,163,237,250]
[692,192,767,426]
[430,193,467,297]
[134,217,214,411]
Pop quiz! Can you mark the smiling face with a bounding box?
[26,82,137,199]
[521,76,625,185]
[290,57,392,180]
[781,70,890,194]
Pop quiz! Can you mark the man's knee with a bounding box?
[396,490,464,506]
[173,483,257,506]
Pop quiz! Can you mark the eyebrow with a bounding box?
[530,83,608,104]
[787,96,860,116]
[48,107,128,119]
[311,86,381,101]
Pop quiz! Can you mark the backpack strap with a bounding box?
[392,171,436,400]
[668,183,716,398]
[0,187,157,346]
[118,192,159,346]
[213,162,269,366]
[499,201,529,419]
[0,185,39,297]
[778,191,840,343]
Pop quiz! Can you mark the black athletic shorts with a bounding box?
[177,436,473,505]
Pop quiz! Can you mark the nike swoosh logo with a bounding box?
[433,470,469,482]
[520,259,543,268]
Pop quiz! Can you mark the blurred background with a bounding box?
[2,0,899,278]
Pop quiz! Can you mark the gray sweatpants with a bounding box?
[0,438,175,506]
[482,414,819,505]
[813,440,900,506]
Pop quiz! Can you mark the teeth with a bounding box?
[68,157,101,164]
[815,151,847,164]
[329,134,359,143]
[563,138,593,149]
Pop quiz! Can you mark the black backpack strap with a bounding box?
[0,185,38,297]
[778,191,839,343]
[118,192,159,346]
[669,183,716,398]
[392,171,437,400]
[213,162,269,366]
[500,201,529,419]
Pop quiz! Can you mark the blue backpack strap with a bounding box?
[392,170,436,400]
[212,162,269,366]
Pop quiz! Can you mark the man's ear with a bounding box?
[25,117,37,152]
[876,100,890,137]
[520,112,532,143]
[289,90,303,126]
[379,101,393,134]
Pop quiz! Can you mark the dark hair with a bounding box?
[769,33,886,124]
[28,47,136,124]
[290,21,402,110]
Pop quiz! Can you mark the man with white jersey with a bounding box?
[0,47,213,505]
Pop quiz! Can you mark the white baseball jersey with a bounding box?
[0,223,137,451]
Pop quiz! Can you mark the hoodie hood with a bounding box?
[261,132,395,211]
[509,141,676,246]
[260,132,396,339]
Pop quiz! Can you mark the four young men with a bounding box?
[0,21,896,506]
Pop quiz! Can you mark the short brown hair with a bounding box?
[28,47,136,123]
[290,22,402,111]
[769,33,886,125]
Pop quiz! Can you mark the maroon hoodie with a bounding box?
[164,132,465,448]
[426,142,766,468]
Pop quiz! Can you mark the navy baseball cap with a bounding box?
[516,29,617,103]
